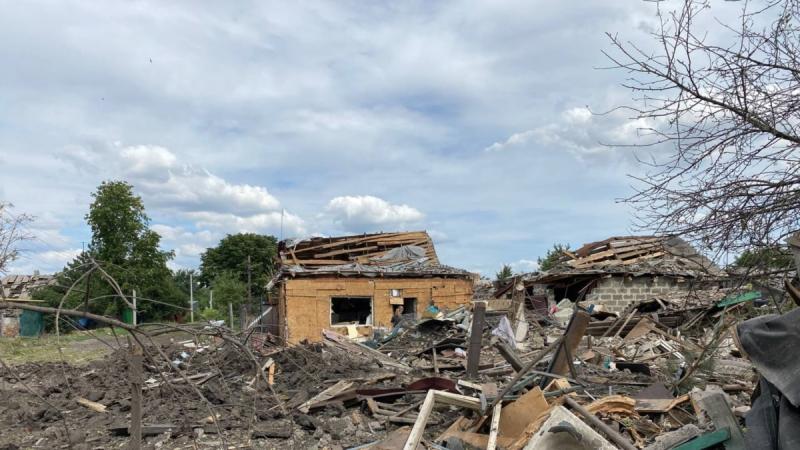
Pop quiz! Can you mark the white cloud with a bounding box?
[8,248,82,275]
[324,195,424,232]
[188,211,306,238]
[0,0,713,274]
[117,145,281,215]
[121,145,177,176]
[509,259,539,273]
[484,130,536,152]
[482,106,657,163]
[563,107,592,124]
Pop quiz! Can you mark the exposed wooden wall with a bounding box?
[280,277,473,343]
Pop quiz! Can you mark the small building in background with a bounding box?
[0,273,54,337]
[528,236,722,313]
[275,231,474,343]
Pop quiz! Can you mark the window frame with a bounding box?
[329,296,374,327]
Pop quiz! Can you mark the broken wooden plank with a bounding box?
[298,380,354,413]
[636,394,689,414]
[486,402,502,450]
[585,395,636,415]
[432,390,482,410]
[498,387,549,440]
[690,391,745,450]
[76,397,107,413]
[403,390,435,450]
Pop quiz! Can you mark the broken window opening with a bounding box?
[330,297,373,326]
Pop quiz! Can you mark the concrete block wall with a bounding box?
[584,275,684,313]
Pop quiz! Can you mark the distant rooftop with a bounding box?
[1,273,55,300]
[534,236,721,282]
[277,231,471,279]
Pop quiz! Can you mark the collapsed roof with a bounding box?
[277,231,472,279]
[1,274,54,300]
[534,236,721,282]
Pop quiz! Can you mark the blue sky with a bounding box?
[0,0,744,276]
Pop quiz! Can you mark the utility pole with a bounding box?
[189,272,194,322]
[244,255,252,330]
[132,289,137,327]
[247,255,252,306]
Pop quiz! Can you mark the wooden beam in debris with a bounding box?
[466,301,487,378]
[486,402,502,450]
[540,311,590,388]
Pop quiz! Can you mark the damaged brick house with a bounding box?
[274,231,474,344]
[528,236,721,313]
[0,273,53,337]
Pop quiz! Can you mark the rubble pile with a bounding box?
[0,283,796,449]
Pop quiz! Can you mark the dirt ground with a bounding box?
[0,330,394,449]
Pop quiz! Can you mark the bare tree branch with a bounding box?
[607,0,800,255]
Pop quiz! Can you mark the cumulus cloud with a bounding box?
[509,259,539,273]
[118,145,282,215]
[484,130,537,153]
[188,211,306,237]
[324,195,424,232]
[8,248,82,274]
[483,106,655,163]
[0,0,695,274]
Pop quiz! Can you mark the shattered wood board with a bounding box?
[522,405,617,450]
[498,386,549,440]
[585,395,636,415]
[297,380,354,413]
[636,394,689,414]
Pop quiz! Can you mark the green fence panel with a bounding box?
[19,310,43,337]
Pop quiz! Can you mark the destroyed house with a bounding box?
[529,236,721,313]
[275,231,474,343]
[0,273,53,337]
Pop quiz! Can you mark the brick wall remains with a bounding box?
[281,277,473,343]
[583,275,686,313]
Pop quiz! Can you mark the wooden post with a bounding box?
[494,341,524,372]
[540,311,590,388]
[509,277,525,331]
[229,302,234,329]
[189,272,194,323]
[128,340,143,450]
[466,301,487,378]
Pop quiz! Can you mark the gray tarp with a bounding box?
[737,308,800,449]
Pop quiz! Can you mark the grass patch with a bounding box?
[0,328,128,366]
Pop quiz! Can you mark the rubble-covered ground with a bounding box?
[0,287,783,449]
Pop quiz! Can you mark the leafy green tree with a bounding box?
[35,181,183,322]
[495,265,513,284]
[537,243,570,271]
[734,247,794,270]
[199,233,278,298]
[210,271,247,312]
